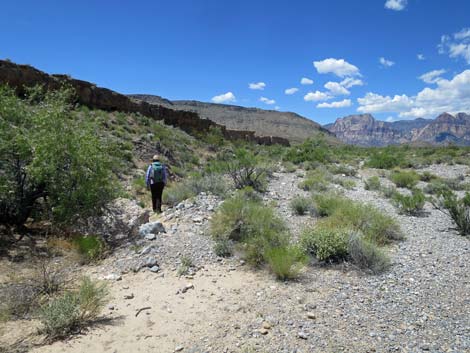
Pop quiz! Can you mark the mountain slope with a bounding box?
[130,94,335,144]
[325,113,470,146]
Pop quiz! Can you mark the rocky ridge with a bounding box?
[326,113,470,146]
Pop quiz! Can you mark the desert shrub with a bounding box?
[313,193,403,244]
[213,238,233,257]
[163,182,195,206]
[419,171,438,182]
[74,235,105,263]
[364,176,381,191]
[300,226,349,262]
[290,196,313,215]
[329,164,357,176]
[333,178,356,189]
[390,170,419,188]
[0,282,40,320]
[392,189,426,215]
[299,168,330,191]
[0,85,120,227]
[218,148,268,192]
[348,233,390,273]
[284,136,332,164]
[434,191,470,236]
[210,191,303,272]
[442,177,465,191]
[39,277,108,339]
[366,151,402,169]
[380,185,397,199]
[265,245,307,280]
[177,256,194,276]
[281,161,297,173]
[424,179,451,195]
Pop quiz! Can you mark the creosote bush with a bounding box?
[392,189,426,215]
[289,196,313,215]
[264,246,307,280]
[298,168,330,192]
[210,190,305,279]
[347,233,390,273]
[301,226,349,262]
[74,235,105,263]
[434,191,470,236]
[364,176,381,191]
[390,170,419,189]
[39,277,108,339]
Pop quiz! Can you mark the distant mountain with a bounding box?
[129,94,335,144]
[325,113,470,146]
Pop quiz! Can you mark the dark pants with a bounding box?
[150,182,165,212]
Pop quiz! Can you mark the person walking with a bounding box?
[145,155,167,213]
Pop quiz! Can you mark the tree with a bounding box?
[0,85,120,228]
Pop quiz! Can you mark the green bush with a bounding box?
[213,239,233,257]
[329,164,357,176]
[298,168,330,191]
[74,235,105,263]
[0,85,121,227]
[390,170,420,188]
[392,189,426,215]
[313,193,403,244]
[39,277,108,339]
[366,151,402,169]
[348,233,390,273]
[163,182,195,206]
[210,191,302,269]
[380,185,397,199]
[301,226,349,262]
[419,171,438,182]
[333,178,356,190]
[265,245,307,280]
[364,176,381,191]
[423,179,451,195]
[289,196,313,215]
[434,191,470,236]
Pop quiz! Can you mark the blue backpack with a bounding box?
[151,162,164,183]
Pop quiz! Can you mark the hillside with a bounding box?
[130,94,335,144]
[325,113,470,146]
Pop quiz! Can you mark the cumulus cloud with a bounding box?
[304,91,331,102]
[386,116,397,122]
[340,77,364,88]
[384,0,407,11]
[317,99,352,108]
[417,54,425,60]
[260,96,276,105]
[300,77,314,85]
[324,81,350,96]
[379,57,395,67]
[419,69,446,84]
[212,92,236,103]
[249,82,266,90]
[438,28,470,64]
[357,69,470,118]
[313,58,361,77]
[274,106,280,111]
[284,87,299,95]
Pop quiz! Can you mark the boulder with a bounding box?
[139,221,166,237]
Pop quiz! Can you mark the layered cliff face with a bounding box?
[129,95,335,144]
[325,113,470,146]
[326,114,408,146]
[0,61,291,146]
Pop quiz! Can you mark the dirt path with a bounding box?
[8,167,470,353]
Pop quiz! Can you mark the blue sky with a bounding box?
[1,0,470,124]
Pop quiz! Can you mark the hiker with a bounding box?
[145,155,168,213]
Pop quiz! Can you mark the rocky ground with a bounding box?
[2,165,469,353]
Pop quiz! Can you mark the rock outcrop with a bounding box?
[325,113,470,146]
[130,95,335,144]
[0,60,290,146]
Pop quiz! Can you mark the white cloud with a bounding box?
[324,81,350,96]
[212,92,236,103]
[304,91,331,102]
[357,69,470,118]
[260,96,276,105]
[438,28,470,64]
[357,93,413,113]
[317,99,352,108]
[379,57,395,67]
[417,54,425,60]
[419,69,446,84]
[340,77,364,88]
[300,77,314,85]
[313,58,360,77]
[249,82,266,90]
[274,106,280,111]
[284,87,299,95]
[386,116,396,122]
[384,0,407,11]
